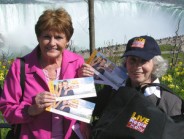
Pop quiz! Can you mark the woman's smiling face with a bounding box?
[38,30,68,60]
[126,56,154,87]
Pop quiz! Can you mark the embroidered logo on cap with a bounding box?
[126,112,150,133]
[131,38,146,48]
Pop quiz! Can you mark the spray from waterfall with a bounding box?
[0,0,184,55]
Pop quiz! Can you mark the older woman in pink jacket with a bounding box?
[0,8,93,139]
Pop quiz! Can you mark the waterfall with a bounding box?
[0,0,184,54]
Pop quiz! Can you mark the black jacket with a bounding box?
[92,86,184,139]
[92,84,184,125]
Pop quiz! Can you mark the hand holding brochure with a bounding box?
[87,50,127,90]
[46,77,96,123]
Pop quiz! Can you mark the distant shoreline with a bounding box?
[79,35,184,59]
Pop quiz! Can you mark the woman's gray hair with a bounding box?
[152,55,168,78]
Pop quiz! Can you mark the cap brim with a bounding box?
[122,51,154,60]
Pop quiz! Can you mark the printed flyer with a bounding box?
[52,77,96,101]
[87,50,127,90]
[46,77,96,123]
[47,98,95,123]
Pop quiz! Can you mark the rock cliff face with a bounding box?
[157,35,184,46]
[79,35,184,59]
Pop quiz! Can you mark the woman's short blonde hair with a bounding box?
[35,7,74,41]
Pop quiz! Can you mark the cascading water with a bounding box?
[0,0,184,54]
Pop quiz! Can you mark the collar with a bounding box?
[144,78,161,98]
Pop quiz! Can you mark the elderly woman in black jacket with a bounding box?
[93,35,183,124]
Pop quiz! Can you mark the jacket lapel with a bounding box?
[24,46,49,89]
[61,49,78,79]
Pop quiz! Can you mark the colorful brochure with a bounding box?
[87,50,127,90]
[46,77,96,123]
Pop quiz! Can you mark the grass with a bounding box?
[160,44,174,51]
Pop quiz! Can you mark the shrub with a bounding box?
[0,59,13,87]
[160,61,184,99]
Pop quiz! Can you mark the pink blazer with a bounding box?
[0,46,84,139]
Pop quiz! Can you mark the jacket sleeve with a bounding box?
[159,90,183,116]
[75,55,85,78]
[0,59,33,124]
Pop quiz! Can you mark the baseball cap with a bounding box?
[122,35,161,60]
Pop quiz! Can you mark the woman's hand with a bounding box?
[78,63,94,77]
[28,91,56,116]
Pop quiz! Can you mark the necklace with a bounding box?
[39,58,61,81]
[42,69,57,81]
[48,71,57,80]
[42,66,61,81]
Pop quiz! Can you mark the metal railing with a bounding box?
[0,123,11,128]
[0,117,11,139]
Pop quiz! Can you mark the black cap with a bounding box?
[122,36,161,60]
